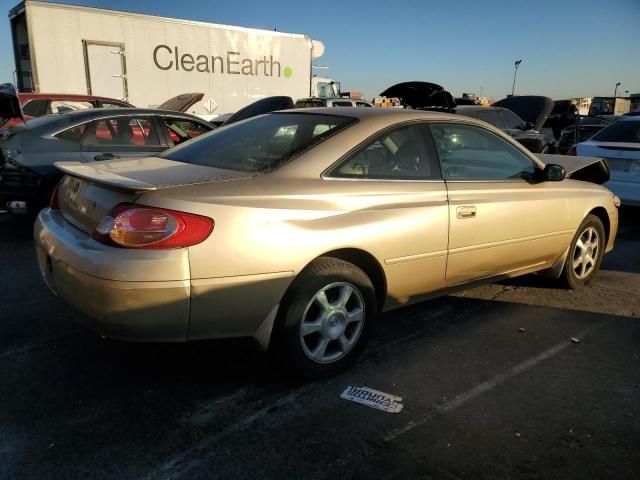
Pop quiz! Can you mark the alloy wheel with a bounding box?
[299,282,365,364]
[572,226,600,280]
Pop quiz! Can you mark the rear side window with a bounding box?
[592,120,640,142]
[500,110,525,129]
[164,118,210,145]
[83,117,160,146]
[295,100,324,108]
[160,113,356,173]
[476,110,505,129]
[356,102,372,108]
[49,100,93,114]
[55,123,89,143]
[331,101,353,107]
[22,99,48,117]
[328,123,440,180]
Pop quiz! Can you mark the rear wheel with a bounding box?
[271,257,377,379]
[561,214,605,288]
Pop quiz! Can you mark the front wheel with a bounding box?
[561,214,605,288]
[271,257,377,379]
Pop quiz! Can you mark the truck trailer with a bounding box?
[9,1,337,117]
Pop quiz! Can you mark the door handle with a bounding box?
[94,153,118,161]
[457,206,477,219]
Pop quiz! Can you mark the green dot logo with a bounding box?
[284,66,293,78]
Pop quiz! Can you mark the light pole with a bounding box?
[511,59,522,97]
[614,82,621,97]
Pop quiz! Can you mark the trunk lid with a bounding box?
[379,82,456,111]
[0,83,25,127]
[493,96,554,131]
[157,93,204,113]
[55,157,252,234]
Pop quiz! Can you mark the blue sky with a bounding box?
[1,0,638,100]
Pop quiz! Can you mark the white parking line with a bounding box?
[383,319,609,442]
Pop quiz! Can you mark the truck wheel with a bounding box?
[561,214,605,289]
[271,257,377,379]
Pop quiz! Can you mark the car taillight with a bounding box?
[92,203,214,249]
[50,181,61,210]
[567,146,577,156]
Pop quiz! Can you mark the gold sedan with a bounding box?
[34,108,618,378]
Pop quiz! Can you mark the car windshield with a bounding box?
[591,119,640,143]
[159,113,356,173]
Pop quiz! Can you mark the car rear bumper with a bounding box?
[34,208,293,345]
[604,179,640,207]
[34,208,191,341]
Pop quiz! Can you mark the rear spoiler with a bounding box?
[55,161,158,191]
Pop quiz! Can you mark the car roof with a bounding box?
[286,106,462,123]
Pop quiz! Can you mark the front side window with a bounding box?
[160,113,355,173]
[430,123,536,181]
[329,123,440,180]
[356,102,372,108]
[83,117,160,146]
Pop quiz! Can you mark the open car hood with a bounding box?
[379,82,456,111]
[493,96,553,131]
[537,154,610,185]
[0,83,25,127]
[157,93,204,113]
[222,96,294,126]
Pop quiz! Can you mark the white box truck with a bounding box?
[9,1,339,117]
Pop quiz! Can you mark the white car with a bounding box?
[573,116,640,206]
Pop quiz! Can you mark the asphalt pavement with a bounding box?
[1,209,639,480]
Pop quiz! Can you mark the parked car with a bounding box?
[294,97,373,108]
[0,108,213,214]
[455,105,555,153]
[557,116,613,154]
[571,116,640,206]
[35,108,618,378]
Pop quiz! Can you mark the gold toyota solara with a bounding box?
[34,107,619,378]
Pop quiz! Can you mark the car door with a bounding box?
[429,121,572,286]
[326,122,449,304]
[80,115,168,162]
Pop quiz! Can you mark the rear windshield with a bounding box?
[592,120,640,143]
[159,113,356,173]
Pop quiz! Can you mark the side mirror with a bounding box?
[523,121,535,130]
[544,164,566,181]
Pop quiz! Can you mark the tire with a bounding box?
[271,257,377,379]
[560,214,605,289]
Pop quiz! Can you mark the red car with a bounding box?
[2,92,133,127]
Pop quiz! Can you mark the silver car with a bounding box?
[34,108,618,377]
